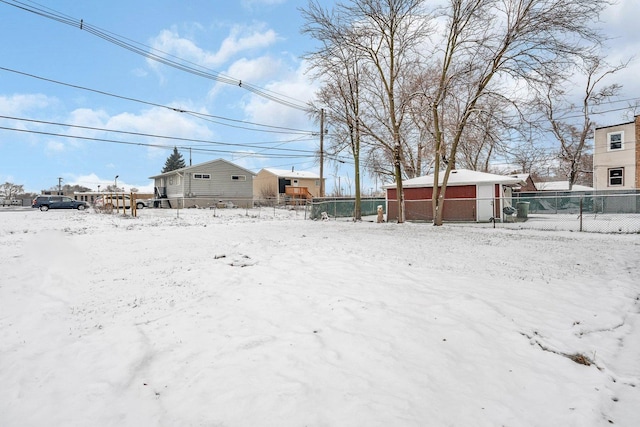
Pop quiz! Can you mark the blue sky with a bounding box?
[1,0,639,194]
[1,0,325,194]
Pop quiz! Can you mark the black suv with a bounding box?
[31,196,89,211]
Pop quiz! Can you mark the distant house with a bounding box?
[509,173,537,192]
[149,159,256,208]
[253,168,323,204]
[534,181,594,192]
[385,169,525,222]
[593,115,639,191]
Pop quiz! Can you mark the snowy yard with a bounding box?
[1,207,639,426]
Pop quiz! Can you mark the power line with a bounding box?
[0,125,315,159]
[0,66,315,135]
[0,115,318,154]
[0,119,355,165]
[0,0,314,112]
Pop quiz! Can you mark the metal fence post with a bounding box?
[579,197,583,232]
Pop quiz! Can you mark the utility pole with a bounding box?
[319,108,325,197]
[57,177,63,195]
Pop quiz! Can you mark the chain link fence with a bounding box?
[50,191,638,233]
[304,193,640,233]
[306,197,387,220]
[502,191,640,233]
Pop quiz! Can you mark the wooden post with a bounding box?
[320,108,325,197]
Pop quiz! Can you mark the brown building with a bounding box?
[253,168,323,204]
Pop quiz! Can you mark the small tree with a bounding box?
[259,185,277,206]
[302,3,366,220]
[162,147,186,173]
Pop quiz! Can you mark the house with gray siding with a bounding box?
[149,159,256,208]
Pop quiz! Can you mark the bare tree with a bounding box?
[303,0,431,223]
[427,0,610,225]
[507,136,554,179]
[538,55,626,189]
[622,100,640,121]
[1,182,24,199]
[303,3,367,220]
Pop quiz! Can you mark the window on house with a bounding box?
[194,173,211,179]
[608,131,623,150]
[315,180,320,187]
[608,168,624,186]
[169,177,173,185]
[231,175,246,181]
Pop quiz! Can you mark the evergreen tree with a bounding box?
[162,147,186,173]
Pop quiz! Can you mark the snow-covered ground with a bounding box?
[1,207,639,427]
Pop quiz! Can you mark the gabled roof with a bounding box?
[261,168,321,179]
[149,158,256,179]
[384,169,525,189]
[509,173,537,191]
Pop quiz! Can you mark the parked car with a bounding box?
[94,194,148,210]
[31,196,89,211]
[1,199,22,206]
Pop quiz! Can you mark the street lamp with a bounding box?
[97,185,101,193]
[114,175,119,192]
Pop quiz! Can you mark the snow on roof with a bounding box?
[263,168,320,179]
[510,173,530,181]
[534,181,594,191]
[384,169,525,188]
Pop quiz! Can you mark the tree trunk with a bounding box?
[393,143,404,223]
[353,146,362,220]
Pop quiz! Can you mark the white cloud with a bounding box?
[217,25,279,63]
[61,106,215,157]
[600,0,640,45]
[227,56,284,82]
[68,108,111,128]
[207,55,285,100]
[147,23,279,71]
[242,61,317,133]
[108,107,214,145]
[0,94,57,115]
[131,68,148,78]
[67,173,154,193]
[45,139,65,153]
[241,0,286,11]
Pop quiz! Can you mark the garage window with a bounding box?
[231,175,246,181]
